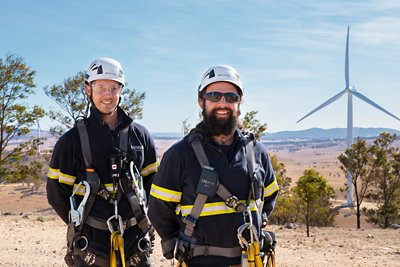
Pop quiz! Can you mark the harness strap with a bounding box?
[76,120,92,168]
[75,248,147,267]
[124,190,151,234]
[177,134,256,259]
[77,120,150,233]
[182,193,207,237]
[75,120,101,227]
[186,136,251,227]
[119,124,151,234]
[161,238,177,257]
[191,245,242,258]
[119,125,129,154]
[246,139,256,178]
[86,215,138,231]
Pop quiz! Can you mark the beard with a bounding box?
[202,107,240,136]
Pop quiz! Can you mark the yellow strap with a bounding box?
[266,251,276,267]
[176,261,188,267]
[247,243,255,267]
[252,242,263,267]
[110,232,126,267]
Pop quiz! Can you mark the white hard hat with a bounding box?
[198,65,243,95]
[85,57,125,86]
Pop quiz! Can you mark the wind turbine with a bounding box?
[297,26,400,207]
[181,116,190,137]
[37,120,41,155]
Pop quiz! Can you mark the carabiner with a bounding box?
[237,222,259,248]
[247,207,254,244]
[107,214,124,236]
[69,180,90,226]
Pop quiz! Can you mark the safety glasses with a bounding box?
[92,85,122,95]
[203,92,240,103]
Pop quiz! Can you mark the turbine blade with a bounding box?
[297,89,347,123]
[345,26,350,89]
[352,91,400,121]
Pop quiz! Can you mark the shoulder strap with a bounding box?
[74,119,101,228]
[119,124,130,154]
[246,139,256,177]
[76,120,92,168]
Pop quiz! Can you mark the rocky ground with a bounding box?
[0,183,399,267]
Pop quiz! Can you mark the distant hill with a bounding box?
[10,127,400,144]
[264,127,400,140]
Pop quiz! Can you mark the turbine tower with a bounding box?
[181,116,190,137]
[37,120,41,155]
[297,26,400,207]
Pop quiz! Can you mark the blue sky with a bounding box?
[1,0,400,134]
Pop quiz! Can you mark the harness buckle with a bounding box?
[182,215,197,228]
[225,195,246,212]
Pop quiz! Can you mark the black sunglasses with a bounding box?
[203,92,240,103]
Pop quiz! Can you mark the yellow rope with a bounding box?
[253,241,263,267]
[176,261,188,267]
[110,232,126,267]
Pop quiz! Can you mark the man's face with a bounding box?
[198,81,242,136]
[86,80,121,115]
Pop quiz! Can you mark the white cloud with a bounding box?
[355,17,400,45]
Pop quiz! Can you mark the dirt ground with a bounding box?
[0,183,399,267]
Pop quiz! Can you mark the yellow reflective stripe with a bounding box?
[72,184,88,195]
[150,184,181,202]
[177,200,258,217]
[47,167,59,179]
[47,167,76,185]
[104,183,118,194]
[264,179,279,197]
[140,162,158,177]
[73,183,118,196]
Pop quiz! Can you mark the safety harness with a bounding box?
[163,132,276,267]
[65,119,152,267]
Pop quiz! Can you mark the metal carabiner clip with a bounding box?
[237,223,250,248]
[107,214,124,236]
[69,180,90,226]
[237,222,259,248]
[246,207,255,244]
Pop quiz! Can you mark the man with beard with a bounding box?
[148,65,278,267]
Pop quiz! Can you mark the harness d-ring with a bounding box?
[73,235,89,251]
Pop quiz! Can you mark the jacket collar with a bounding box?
[89,106,133,131]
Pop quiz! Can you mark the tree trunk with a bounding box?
[356,203,361,229]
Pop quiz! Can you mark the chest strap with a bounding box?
[75,120,150,234]
[183,137,249,237]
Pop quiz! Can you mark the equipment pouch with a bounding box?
[196,167,218,197]
[260,230,276,253]
[109,153,122,180]
[86,170,101,194]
